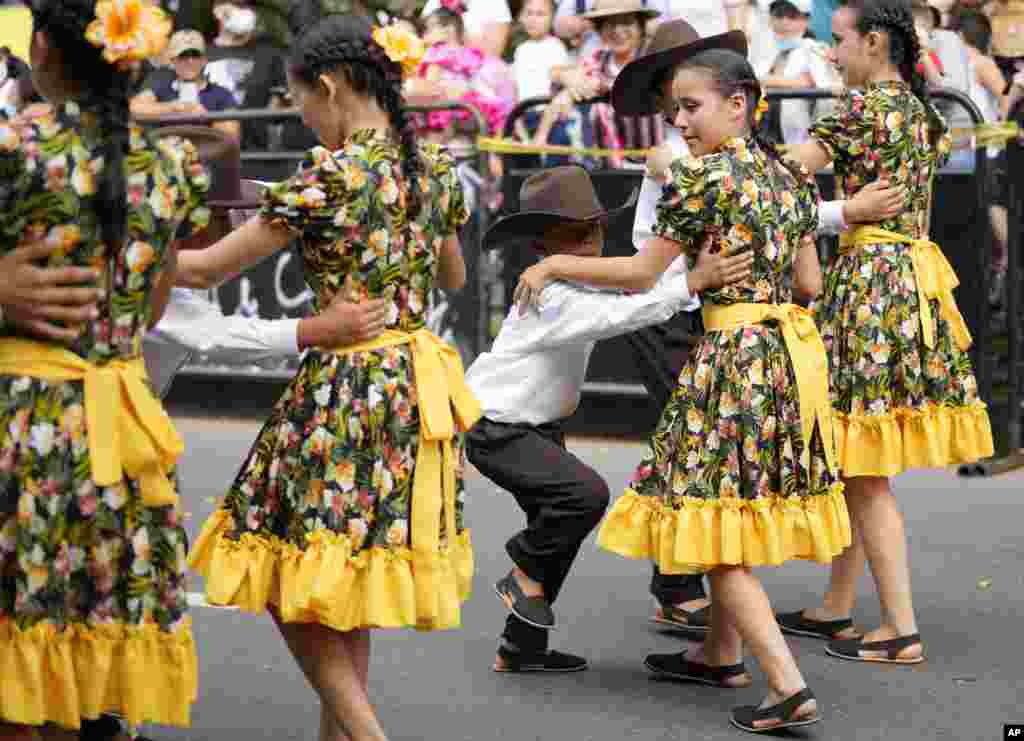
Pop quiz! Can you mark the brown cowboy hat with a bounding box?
[611,19,748,116]
[151,125,264,210]
[483,165,638,251]
[579,0,660,21]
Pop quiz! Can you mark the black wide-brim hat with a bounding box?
[611,19,749,116]
[483,165,638,251]
[152,125,264,210]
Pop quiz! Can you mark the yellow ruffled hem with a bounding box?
[0,617,196,729]
[187,509,473,632]
[597,483,851,572]
[837,402,994,478]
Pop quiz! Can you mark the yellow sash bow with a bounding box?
[0,338,183,507]
[329,328,481,628]
[839,226,971,352]
[702,303,837,474]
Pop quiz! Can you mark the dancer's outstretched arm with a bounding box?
[175,215,292,289]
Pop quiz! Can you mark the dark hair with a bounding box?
[29,0,133,266]
[843,0,944,145]
[288,13,425,213]
[427,8,466,44]
[678,49,803,181]
[954,9,991,53]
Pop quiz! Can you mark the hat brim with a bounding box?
[208,180,266,210]
[482,187,639,252]
[580,7,661,20]
[611,30,749,116]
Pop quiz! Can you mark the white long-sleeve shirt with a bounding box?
[148,287,299,363]
[465,272,694,425]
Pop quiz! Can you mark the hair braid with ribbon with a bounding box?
[845,0,944,145]
[289,14,425,214]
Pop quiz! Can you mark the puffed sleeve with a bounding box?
[172,136,211,242]
[431,146,468,236]
[260,145,368,240]
[653,154,727,256]
[929,105,952,169]
[787,156,821,242]
[808,89,870,168]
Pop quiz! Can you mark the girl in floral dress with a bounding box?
[514,44,850,734]
[780,0,993,665]
[0,0,206,738]
[179,14,475,741]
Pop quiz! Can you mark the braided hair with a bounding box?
[29,0,133,267]
[289,14,425,214]
[844,0,945,145]
[678,49,804,182]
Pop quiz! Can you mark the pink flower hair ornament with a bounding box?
[440,0,467,15]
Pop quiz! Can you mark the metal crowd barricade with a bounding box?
[495,88,1021,467]
[141,100,492,378]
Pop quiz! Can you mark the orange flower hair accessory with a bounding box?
[372,22,426,78]
[754,93,769,126]
[85,0,173,67]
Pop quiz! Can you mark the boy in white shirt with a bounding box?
[514,0,571,101]
[467,165,753,673]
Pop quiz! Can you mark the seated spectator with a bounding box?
[131,29,241,141]
[955,9,1007,117]
[514,0,571,101]
[0,45,28,116]
[205,1,284,150]
[756,0,838,146]
[421,0,514,57]
[407,1,515,141]
[535,0,663,168]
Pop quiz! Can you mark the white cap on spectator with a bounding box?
[168,29,207,58]
[579,0,660,21]
[769,0,812,14]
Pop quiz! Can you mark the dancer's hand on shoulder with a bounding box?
[844,179,905,224]
[689,235,753,293]
[514,259,554,316]
[0,240,101,343]
[298,296,389,350]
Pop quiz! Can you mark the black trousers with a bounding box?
[623,310,708,607]
[466,418,610,653]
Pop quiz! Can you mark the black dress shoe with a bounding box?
[494,572,555,629]
[495,644,588,673]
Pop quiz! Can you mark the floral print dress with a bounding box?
[188,130,475,632]
[598,137,850,573]
[809,81,993,476]
[0,102,208,728]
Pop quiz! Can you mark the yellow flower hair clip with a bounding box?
[372,23,426,78]
[754,93,769,126]
[85,0,172,67]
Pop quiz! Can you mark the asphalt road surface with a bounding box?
[146,413,1022,741]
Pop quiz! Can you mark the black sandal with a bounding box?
[650,604,711,632]
[730,688,820,734]
[494,644,588,673]
[826,633,924,664]
[777,610,857,640]
[494,572,555,629]
[644,650,750,687]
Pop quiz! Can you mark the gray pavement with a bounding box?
[152,413,1023,741]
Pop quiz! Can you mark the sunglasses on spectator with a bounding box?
[595,15,642,31]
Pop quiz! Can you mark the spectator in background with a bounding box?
[515,0,571,100]
[131,29,242,141]
[0,45,28,116]
[421,0,514,57]
[536,0,663,168]
[756,0,838,146]
[956,9,1007,116]
[205,1,283,150]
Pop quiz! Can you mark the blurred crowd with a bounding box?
[3,0,1024,296]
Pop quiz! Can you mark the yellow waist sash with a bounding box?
[327,328,481,627]
[0,338,183,507]
[702,303,837,474]
[839,226,971,352]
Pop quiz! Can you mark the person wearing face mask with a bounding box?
[756,0,839,146]
[206,1,286,153]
